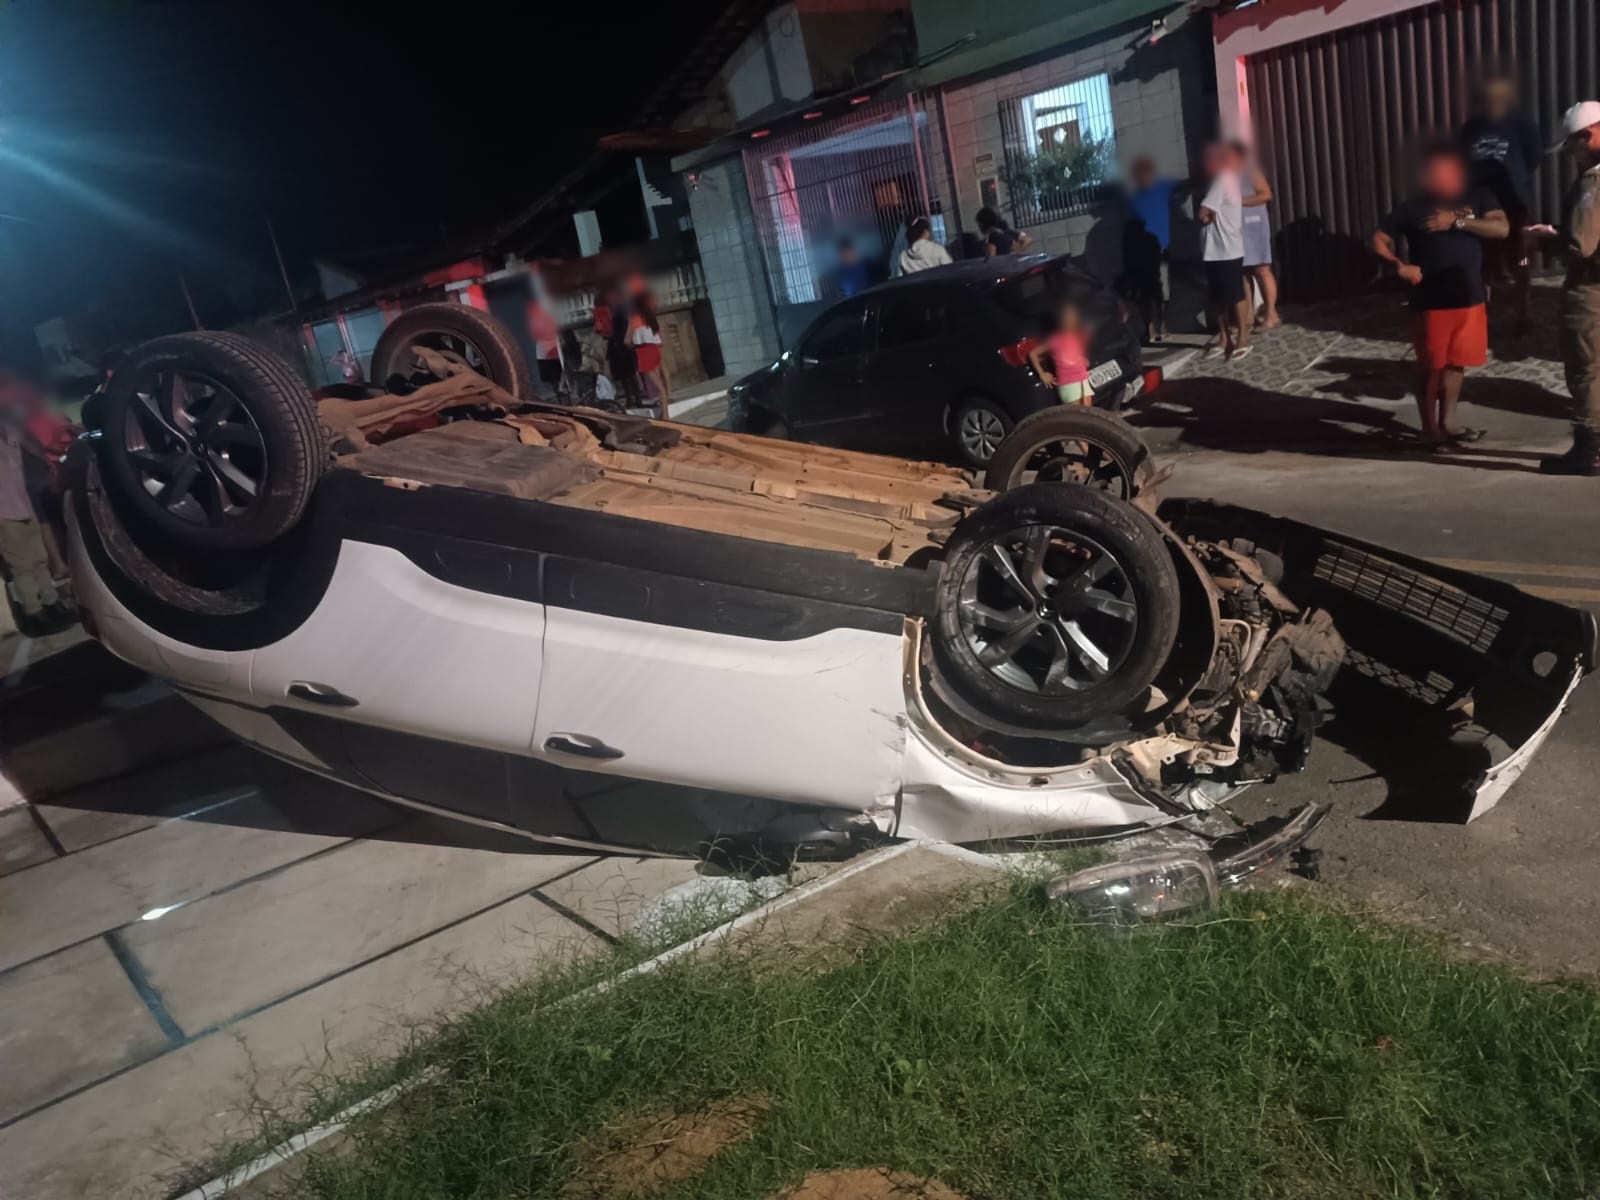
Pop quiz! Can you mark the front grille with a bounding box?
[1343,648,1459,707]
[1312,543,1507,654]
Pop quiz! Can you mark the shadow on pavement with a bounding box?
[1310,355,1570,421]
[1129,377,1546,472]
[0,642,149,750]
[33,739,569,856]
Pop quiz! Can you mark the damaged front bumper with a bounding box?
[1161,500,1597,822]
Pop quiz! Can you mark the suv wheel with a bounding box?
[369,303,532,400]
[98,332,324,551]
[982,407,1155,501]
[951,398,1012,467]
[930,485,1180,729]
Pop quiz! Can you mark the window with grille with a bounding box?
[998,73,1118,225]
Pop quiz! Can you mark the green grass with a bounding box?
[274,885,1600,1199]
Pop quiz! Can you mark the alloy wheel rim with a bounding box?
[1018,436,1135,499]
[124,370,267,527]
[959,408,1005,460]
[956,524,1139,694]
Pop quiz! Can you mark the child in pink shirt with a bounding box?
[1028,301,1093,403]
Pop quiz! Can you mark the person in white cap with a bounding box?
[1537,101,1600,475]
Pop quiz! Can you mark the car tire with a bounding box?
[930,484,1181,729]
[762,417,791,440]
[98,331,325,552]
[369,303,533,401]
[982,406,1156,502]
[951,397,1013,468]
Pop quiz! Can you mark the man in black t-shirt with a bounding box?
[976,206,1031,257]
[1372,144,1509,447]
[1461,70,1544,332]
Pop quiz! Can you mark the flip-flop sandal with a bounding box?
[1446,427,1486,444]
[1228,345,1255,362]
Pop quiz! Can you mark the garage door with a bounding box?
[1246,0,1600,301]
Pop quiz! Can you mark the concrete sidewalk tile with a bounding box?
[0,790,394,973]
[0,938,170,1123]
[120,837,590,1031]
[0,807,57,877]
[0,896,594,1200]
[30,804,160,855]
[538,856,704,937]
[31,743,309,854]
[4,689,231,800]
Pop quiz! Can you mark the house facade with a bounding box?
[915,0,1213,277]
[674,0,1218,373]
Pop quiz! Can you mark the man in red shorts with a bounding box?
[1372,143,1510,447]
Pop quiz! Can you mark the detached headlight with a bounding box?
[1047,853,1217,927]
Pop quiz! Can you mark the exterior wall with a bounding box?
[936,6,1211,283]
[1213,0,1439,140]
[796,0,913,93]
[722,4,815,124]
[685,157,782,377]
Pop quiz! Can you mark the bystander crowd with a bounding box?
[1536,101,1600,476]
[1238,142,1281,330]
[1124,156,1176,342]
[1199,142,1252,362]
[975,206,1031,257]
[897,216,953,275]
[0,394,63,631]
[1461,68,1544,335]
[1371,143,1508,448]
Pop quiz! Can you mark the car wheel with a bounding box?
[762,416,790,440]
[951,398,1012,467]
[369,303,533,401]
[98,331,325,552]
[930,485,1181,729]
[982,407,1155,502]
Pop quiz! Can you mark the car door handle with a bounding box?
[543,733,624,761]
[287,681,360,708]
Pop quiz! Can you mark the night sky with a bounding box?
[0,0,723,346]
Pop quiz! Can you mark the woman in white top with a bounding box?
[897,216,953,275]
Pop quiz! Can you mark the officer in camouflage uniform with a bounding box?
[1541,101,1600,476]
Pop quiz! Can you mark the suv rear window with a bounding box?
[991,260,1097,319]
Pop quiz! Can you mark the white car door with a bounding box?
[249,539,546,759]
[531,558,908,813]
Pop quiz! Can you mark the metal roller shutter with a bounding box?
[1245,0,1600,300]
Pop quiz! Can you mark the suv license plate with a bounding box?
[1086,360,1124,389]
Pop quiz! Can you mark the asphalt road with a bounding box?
[1165,446,1600,978]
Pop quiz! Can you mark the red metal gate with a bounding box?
[1246,0,1600,300]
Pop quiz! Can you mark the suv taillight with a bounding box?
[998,336,1040,367]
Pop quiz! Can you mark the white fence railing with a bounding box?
[551,262,707,329]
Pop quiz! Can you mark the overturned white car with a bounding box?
[65,306,1596,858]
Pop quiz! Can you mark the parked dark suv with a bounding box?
[726,254,1146,467]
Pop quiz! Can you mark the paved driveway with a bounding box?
[0,713,706,1200]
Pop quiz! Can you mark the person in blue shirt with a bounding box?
[835,237,872,297]
[1125,156,1178,342]
[1461,69,1545,335]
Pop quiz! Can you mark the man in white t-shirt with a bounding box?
[1199,141,1252,361]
